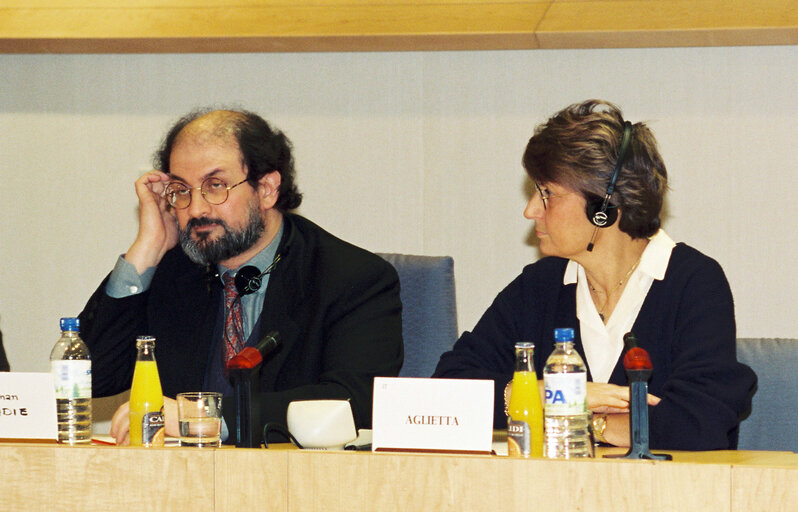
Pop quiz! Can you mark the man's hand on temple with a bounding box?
[124,171,178,274]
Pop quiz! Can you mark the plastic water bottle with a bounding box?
[50,317,92,444]
[543,327,591,458]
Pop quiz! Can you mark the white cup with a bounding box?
[286,400,357,450]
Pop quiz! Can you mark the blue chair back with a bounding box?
[378,253,458,378]
[737,338,798,451]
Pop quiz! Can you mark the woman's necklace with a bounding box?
[588,255,643,323]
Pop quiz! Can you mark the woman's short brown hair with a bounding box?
[522,100,668,239]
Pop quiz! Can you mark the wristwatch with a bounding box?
[592,413,608,444]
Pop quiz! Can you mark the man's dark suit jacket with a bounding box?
[79,214,404,435]
[0,330,9,371]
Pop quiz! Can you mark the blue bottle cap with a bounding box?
[554,327,574,342]
[60,317,80,332]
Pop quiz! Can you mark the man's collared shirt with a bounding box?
[107,221,284,344]
[104,221,285,442]
[217,221,283,340]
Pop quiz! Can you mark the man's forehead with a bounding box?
[168,137,246,183]
[176,112,240,146]
[174,129,239,151]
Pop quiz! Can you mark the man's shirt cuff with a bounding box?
[105,255,156,298]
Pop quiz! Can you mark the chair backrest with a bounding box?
[736,338,798,451]
[377,253,458,378]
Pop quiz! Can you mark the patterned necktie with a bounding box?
[222,272,245,363]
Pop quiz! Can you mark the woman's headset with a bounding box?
[585,120,632,252]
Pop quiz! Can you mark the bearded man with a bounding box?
[79,109,403,444]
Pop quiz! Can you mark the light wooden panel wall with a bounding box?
[1,0,797,52]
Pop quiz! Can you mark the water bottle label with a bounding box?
[141,409,165,446]
[507,419,531,456]
[544,373,587,416]
[51,360,92,399]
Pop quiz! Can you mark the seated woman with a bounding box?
[434,100,756,450]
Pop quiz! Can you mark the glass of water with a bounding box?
[176,392,223,447]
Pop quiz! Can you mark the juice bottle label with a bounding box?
[507,419,531,457]
[544,373,587,416]
[141,408,165,446]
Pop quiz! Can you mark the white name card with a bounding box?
[0,372,58,442]
[371,377,494,454]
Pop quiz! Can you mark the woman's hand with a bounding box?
[503,380,660,417]
[587,382,660,414]
[602,413,631,447]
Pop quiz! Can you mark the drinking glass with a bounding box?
[176,392,223,447]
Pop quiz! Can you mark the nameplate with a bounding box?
[0,373,58,442]
[371,377,493,454]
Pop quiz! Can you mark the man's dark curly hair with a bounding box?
[154,108,302,211]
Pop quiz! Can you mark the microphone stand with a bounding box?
[227,366,261,448]
[605,332,671,460]
[226,331,281,448]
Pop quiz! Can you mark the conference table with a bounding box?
[2,438,796,511]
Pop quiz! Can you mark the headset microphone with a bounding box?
[233,253,282,296]
[234,266,263,295]
[586,121,633,252]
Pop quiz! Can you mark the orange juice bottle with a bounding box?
[507,342,544,457]
[129,336,165,447]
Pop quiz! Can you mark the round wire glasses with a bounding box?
[163,177,248,209]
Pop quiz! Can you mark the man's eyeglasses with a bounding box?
[163,177,248,209]
[534,182,571,210]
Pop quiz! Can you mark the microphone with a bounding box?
[233,253,282,296]
[622,332,653,371]
[226,331,281,370]
[586,226,600,252]
[604,332,671,460]
[227,330,281,448]
[234,266,263,296]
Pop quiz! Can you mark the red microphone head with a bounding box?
[623,347,653,371]
[226,347,263,370]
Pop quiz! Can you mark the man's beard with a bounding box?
[179,203,265,266]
